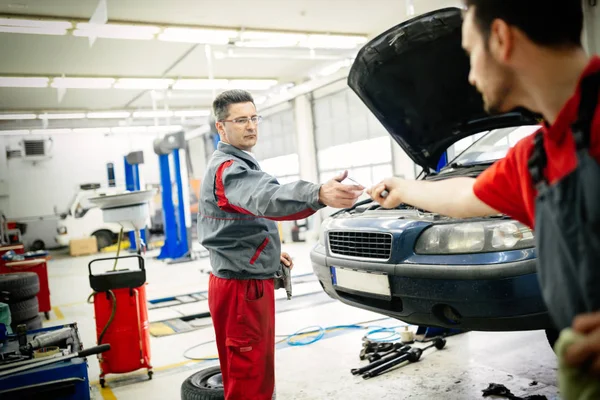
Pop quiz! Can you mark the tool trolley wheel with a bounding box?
[100,378,106,388]
[181,365,225,400]
[148,370,154,380]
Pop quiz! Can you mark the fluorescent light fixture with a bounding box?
[115,78,173,90]
[0,18,72,35]
[0,77,49,88]
[31,129,72,135]
[87,111,131,119]
[72,127,111,134]
[0,26,68,35]
[229,79,278,90]
[111,126,148,134]
[51,77,115,89]
[74,23,160,40]
[0,18,72,29]
[173,110,210,118]
[132,110,173,118]
[147,125,183,133]
[236,31,306,48]
[0,130,29,136]
[158,27,235,44]
[0,114,37,120]
[39,113,86,120]
[173,79,229,90]
[303,34,367,49]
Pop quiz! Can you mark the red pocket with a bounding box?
[225,337,262,379]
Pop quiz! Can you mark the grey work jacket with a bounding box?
[198,142,324,280]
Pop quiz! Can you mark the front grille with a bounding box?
[328,231,392,260]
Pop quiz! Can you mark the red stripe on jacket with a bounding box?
[215,161,317,220]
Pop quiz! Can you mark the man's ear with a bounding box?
[489,18,513,63]
[216,121,225,136]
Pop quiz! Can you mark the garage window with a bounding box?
[313,87,393,187]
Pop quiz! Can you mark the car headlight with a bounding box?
[414,220,534,254]
[57,226,67,235]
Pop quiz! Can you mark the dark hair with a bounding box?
[464,0,583,48]
[212,89,254,121]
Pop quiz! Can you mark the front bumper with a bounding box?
[311,244,553,331]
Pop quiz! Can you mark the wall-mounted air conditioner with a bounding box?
[20,137,53,163]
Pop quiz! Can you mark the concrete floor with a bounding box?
[39,240,561,400]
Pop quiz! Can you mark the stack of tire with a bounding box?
[0,272,42,331]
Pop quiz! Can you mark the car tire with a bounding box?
[0,273,40,302]
[13,314,43,332]
[93,230,114,250]
[181,365,225,400]
[545,328,559,351]
[31,240,46,251]
[9,296,39,322]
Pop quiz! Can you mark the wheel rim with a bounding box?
[191,370,223,390]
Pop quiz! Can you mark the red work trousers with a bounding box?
[208,273,275,400]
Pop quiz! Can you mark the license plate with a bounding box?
[332,267,391,297]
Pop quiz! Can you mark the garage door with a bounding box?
[312,87,393,187]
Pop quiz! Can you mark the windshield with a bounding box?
[447,125,541,167]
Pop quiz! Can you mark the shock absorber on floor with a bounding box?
[361,337,446,379]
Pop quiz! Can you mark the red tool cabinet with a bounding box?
[0,257,52,319]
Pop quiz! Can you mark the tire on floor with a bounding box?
[9,296,39,322]
[0,273,40,302]
[181,365,225,400]
[13,314,43,331]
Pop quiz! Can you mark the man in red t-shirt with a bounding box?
[368,1,600,377]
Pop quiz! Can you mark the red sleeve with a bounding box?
[473,139,533,227]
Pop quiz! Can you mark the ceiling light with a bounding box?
[133,110,173,118]
[173,110,211,118]
[173,79,229,90]
[0,130,29,136]
[115,78,173,90]
[31,129,73,135]
[236,31,306,48]
[303,34,367,49]
[0,77,49,88]
[158,27,236,44]
[72,127,111,134]
[74,23,160,40]
[51,77,115,89]
[111,126,148,134]
[0,18,72,29]
[0,26,68,35]
[229,79,278,90]
[0,18,71,35]
[38,113,86,120]
[147,125,183,133]
[0,114,37,120]
[87,111,131,119]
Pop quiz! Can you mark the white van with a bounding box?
[55,184,125,250]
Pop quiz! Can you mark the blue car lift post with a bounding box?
[124,151,147,251]
[153,131,192,263]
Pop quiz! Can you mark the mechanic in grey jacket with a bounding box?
[198,89,364,400]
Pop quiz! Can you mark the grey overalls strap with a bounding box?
[528,72,600,330]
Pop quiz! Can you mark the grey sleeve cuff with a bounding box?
[308,183,326,210]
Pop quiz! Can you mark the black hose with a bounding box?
[98,290,117,346]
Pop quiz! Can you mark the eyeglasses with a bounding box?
[220,115,263,126]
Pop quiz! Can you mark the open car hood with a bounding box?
[348,7,538,171]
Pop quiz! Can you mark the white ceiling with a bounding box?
[0,0,460,131]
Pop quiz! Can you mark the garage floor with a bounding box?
[41,241,561,400]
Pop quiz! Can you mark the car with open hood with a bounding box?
[310,7,556,342]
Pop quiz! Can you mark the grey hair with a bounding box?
[212,89,255,121]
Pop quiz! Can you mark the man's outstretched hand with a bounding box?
[319,170,364,208]
[367,177,405,209]
[564,311,600,377]
[280,252,293,270]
